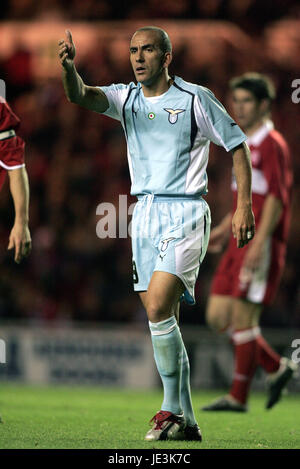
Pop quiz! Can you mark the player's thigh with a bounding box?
[206,294,233,332]
[231,298,263,329]
[140,271,185,323]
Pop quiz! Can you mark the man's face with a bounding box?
[231,88,266,130]
[129,30,169,85]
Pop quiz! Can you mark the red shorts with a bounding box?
[211,237,286,305]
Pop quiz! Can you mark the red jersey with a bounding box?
[0,97,21,132]
[212,121,292,305]
[0,97,25,190]
[231,120,292,243]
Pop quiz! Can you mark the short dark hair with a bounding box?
[134,26,172,54]
[229,72,276,103]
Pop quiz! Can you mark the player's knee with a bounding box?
[146,301,172,323]
[231,310,252,329]
[231,299,260,329]
[206,306,229,333]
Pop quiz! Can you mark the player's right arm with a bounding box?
[59,30,109,113]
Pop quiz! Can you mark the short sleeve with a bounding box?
[194,86,246,151]
[0,100,21,131]
[0,136,25,170]
[97,83,130,121]
[262,138,289,206]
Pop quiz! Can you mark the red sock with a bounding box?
[230,328,258,405]
[256,332,280,373]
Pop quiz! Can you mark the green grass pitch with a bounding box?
[0,383,299,449]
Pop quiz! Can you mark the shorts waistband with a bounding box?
[136,193,205,202]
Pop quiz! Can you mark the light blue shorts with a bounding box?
[131,194,211,305]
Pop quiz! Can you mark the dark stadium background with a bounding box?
[0,0,299,331]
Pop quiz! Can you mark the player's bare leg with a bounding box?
[206,294,233,334]
[140,271,201,441]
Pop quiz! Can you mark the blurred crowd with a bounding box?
[0,2,300,328]
[2,0,300,28]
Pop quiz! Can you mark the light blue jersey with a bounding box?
[99,76,246,197]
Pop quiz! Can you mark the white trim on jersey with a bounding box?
[185,128,209,194]
[232,167,268,195]
[251,168,269,195]
[0,161,25,170]
[126,145,134,185]
[247,120,274,147]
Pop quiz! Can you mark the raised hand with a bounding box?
[58,30,76,69]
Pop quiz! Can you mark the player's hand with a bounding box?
[8,222,32,263]
[232,206,255,248]
[58,30,76,70]
[208,225,230,253]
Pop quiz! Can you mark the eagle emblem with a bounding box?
[164,108,185,124]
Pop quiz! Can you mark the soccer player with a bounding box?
[0,96,31,263]
[59,27,255,441]
[202,73,297,413]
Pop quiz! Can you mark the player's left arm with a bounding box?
[7,167,32,263]
[231,141,255,248]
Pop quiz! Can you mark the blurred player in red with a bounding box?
[202,73,297,412]
[0,94,31,262]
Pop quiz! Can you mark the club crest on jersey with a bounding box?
[164,108,185,124]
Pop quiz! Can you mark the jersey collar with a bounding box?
[247,120,274,146]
